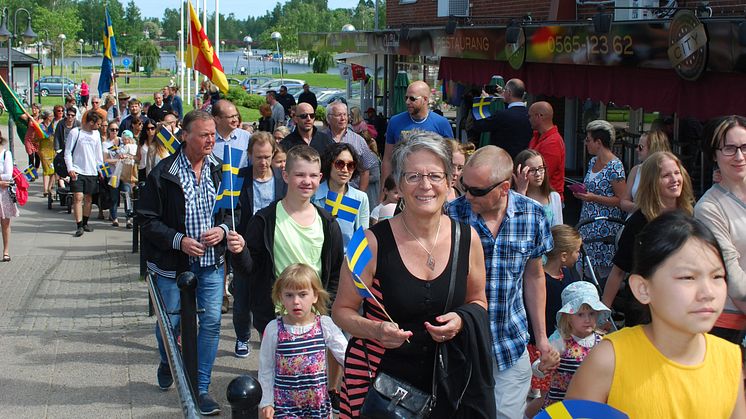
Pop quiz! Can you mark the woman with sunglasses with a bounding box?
[695,115,746,343]
[332,130,491,418]
[574,120,627,280]
[134,119,148,180]
[143,121,167,177]
[313,143,370,247]
[102,122,126,227]
[620,130,670,214]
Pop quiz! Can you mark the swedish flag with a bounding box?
[346,227,374,298]
[472,96,495,120]
[156,126,181,154]
[324,190,361,223]
[213,144,243,214]
[98,163,112,178]
[535,400,628,419]
[23,165,38,181]
[97,7,118,97]
[108,144,120,152]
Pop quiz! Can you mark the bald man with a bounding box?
[528,101,565,199]
[381,80,453,188]
[280,102,334,156]
[473,78,532,159]
[212,99,251,169]
[446,145,554,419]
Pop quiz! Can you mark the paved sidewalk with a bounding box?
[0,136,260,417]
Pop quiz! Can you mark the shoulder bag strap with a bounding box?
[430,219,462,402]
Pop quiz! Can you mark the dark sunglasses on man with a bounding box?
[460,177,508,197]
[297,113,316,120]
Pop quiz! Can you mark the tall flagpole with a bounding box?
[180,1,186,105]
[215,0,220,60]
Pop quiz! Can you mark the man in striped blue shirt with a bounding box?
[447,145,554,419]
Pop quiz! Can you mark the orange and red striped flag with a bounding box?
[185,0,229,93]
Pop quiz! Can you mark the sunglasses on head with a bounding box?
[333,160,356,172]
[460,177,507,197]
[297,113,316,120]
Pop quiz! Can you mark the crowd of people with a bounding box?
[1,76,745,419]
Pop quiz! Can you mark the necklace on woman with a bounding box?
[401,217,441,271]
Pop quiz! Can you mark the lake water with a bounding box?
[47,49,337,75]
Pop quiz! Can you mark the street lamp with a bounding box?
[243,35,252,82]
[78,38,83,75]
[0,7,37,155]
[59,33,66,101]
[341,24,356,32]
[270,31,283,84]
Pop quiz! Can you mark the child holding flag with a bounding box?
[313,143,370,247]
[257,263,347,419]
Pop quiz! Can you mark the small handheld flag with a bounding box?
[108,144,120,152]
[213,144,244,229]
[535,400,628,419]
[156,126,181,154]
[325,190,361,223]
[23,165,38,182]
[98,163,112,178]
[347,227,374,298]
[472,96,495,120]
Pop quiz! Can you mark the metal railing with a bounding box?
[146,272,201,418]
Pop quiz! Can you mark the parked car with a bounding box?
[240,76,272,93]
[34,76,75,97]
[227,78,242,87]
[253,78,305,96]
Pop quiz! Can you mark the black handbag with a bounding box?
[360,221,461,419]
[53,130,80,177]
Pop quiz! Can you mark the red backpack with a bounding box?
[4,150,28,206]
[11,166,29,206]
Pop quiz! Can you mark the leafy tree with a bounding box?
[133,40,160,77]
[33,6,83,63]
[312,51,333,73]
[161,8,181,41]
[119,0,144,54]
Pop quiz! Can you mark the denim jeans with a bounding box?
[154,262,224,394]
[110,182,132,220]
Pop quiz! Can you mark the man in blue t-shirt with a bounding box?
[380,80,453,192]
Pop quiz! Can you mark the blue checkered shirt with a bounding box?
[447,190,553,371]
[175,151,220,267]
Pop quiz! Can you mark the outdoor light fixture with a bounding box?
[445,16,458,35]
[400,26,409,41]
[0,10,10,43]
[593,6,612,34]
[341,24,356,32]
[20,14,36,43]
[505,19,521,44]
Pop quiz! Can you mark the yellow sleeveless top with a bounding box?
[606,326,740,418]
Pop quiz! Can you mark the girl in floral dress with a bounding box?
[258,263,348,419]
[533,281,610,409]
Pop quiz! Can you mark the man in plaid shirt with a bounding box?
[447,145,555,419]
[138,110,240,416]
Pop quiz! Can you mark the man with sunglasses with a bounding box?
[528,101,565,200]
[473,78,532,160]
[53,107,80,152]
[280,102,334,156]
[447,145,555,419]
[381,80,452,195]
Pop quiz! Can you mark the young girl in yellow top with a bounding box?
[566,211,746,418]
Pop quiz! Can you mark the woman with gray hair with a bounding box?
[332,130,490,417]
[574,119,626,279]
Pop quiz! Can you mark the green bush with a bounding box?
[315,105,326,122]
[226,87,250,107]
[244,94,266,110]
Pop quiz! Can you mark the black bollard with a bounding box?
[177,271,199,398]
[226,374,262,419]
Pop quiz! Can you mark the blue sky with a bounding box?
[136,0,360,19]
